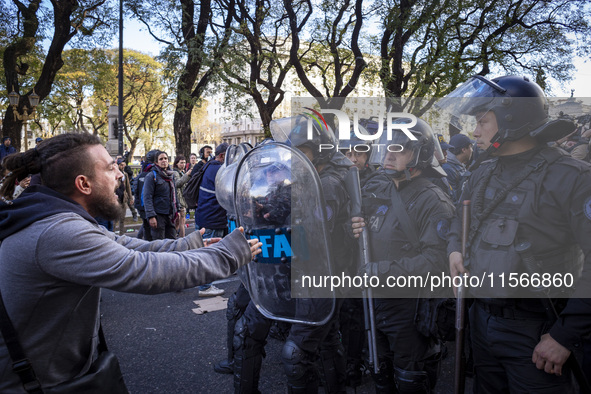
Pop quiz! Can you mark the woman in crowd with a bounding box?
[142,151,177,239]
[173,155,193,238]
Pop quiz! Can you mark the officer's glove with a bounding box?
[358,261,394,278]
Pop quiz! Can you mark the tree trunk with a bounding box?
[173,102,194,158]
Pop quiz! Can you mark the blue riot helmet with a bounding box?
[369,116,444,180]
[270,115,337,166]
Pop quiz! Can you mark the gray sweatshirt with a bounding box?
[0,211,251,391]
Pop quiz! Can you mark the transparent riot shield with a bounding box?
[234,142,335,325]
[215,142,253,223]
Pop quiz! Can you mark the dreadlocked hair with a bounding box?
[0,133,103,200]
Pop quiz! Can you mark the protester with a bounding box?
[194,143,229,297]
[193,145,213,174]
[0,133,262,392]
[0,137,17,162]
[142,151,177,240]
[115,158,134,235]
[187,153,198,172]
[173,155,192,238]
[134,150,158,240]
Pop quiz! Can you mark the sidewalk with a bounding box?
[115,208,196,235]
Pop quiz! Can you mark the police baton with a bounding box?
[516,241,591,394]
[454,200,470,394]
[344,167,379,374]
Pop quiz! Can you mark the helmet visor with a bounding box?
[368,124,420,169]
[436,76,509,119]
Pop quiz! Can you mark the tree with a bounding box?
[36,49,112,138]
[1,0,113,150]
[375,0,591,115]
[37,49,166,160]
[217,0,292,137]
[284,0,367,115]
[127,0,235,158]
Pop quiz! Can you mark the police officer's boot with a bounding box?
[319,341,346,393]
[281,339,318,394]
[233,317,264,394]
[372,358,397,394]
[214,290,244,374]
[393,367,430,394]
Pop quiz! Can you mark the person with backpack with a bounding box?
[142,151,177,240]
[194,143,228,296]
[133,150,158,240]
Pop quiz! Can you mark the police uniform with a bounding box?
[233,152,353,394]
[447,146,591,392]
[281,153,353,394]
[362,171,455,393]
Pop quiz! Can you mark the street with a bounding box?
[101,274,472,393]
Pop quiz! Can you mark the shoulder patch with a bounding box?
[584,196,591,221]
[436,219,450,240]
[325,205,333,222]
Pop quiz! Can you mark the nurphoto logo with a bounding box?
[303,107,418,153]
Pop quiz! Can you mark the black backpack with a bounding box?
[133,170,152,210]
[183,162,212,209]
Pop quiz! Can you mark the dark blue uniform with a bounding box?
[447,146,591,392]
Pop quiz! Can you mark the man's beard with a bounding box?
[89,191,125,221]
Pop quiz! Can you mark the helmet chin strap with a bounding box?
[404,168,413,181]
[468,132,504,171]
[383,167,414,181]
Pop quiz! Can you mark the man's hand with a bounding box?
[351,216,365,238]
[149,217,157,228]
[236,227,263,260]
[532,333,571,376]
[248,239,263,260]
[199,228,221,246]
[449,251,469,297]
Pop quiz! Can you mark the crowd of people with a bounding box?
[0,74,591,393]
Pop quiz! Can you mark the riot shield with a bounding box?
[234,142,335,325]
[215,142,253,224]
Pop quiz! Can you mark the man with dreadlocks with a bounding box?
[0,133,262,392]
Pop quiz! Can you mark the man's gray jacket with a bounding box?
[0,185,251,391]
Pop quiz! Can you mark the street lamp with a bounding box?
[8,87,40,151]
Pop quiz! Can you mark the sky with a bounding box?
[114,19,591,98]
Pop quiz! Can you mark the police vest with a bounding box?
[467,148,583,298]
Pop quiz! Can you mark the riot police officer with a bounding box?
[353,117,455,393]
[269,115,354,393]
[443,75,591,392]
[338,125,376,186]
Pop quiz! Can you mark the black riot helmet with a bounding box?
[339,122,373,157]
[270,115,337,166]
[463,75,549,141]
[436,75,576,169]
[369,116,445,180]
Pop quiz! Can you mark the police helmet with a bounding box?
[369,117,442,179]
[441,75,550,142]
[270,115,337,166]
[339,122,374,157]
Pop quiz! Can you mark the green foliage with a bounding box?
[374,0,591,114]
